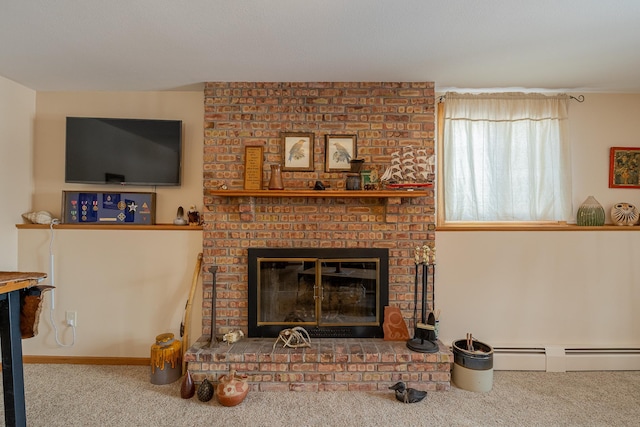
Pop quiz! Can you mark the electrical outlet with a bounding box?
[65,311,77,327]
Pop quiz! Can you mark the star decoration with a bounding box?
[128,202,138,212]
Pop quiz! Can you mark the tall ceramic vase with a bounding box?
[268,164,284,190]
[577,196,605,226]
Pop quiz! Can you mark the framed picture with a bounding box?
[281,132,314,171]
[325,135,357,172]
[609,147,640,188]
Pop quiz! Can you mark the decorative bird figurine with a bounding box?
[332,141,352,164]
[288,139,306,161]
[389,381,428,403]
[187,205,200,225]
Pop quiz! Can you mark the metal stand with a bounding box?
[208,266,220,347]
[407,246,438,353]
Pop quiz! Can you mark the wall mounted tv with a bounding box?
[65,117,183,186]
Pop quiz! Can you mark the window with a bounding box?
[439,92,572,223]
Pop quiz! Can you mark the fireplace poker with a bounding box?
[431,247,436,312]
[413,246,420,329]
[208,265,219,348]
[422,245,429,325]
[431,262,436,312]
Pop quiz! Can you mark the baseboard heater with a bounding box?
[493,346,640,372]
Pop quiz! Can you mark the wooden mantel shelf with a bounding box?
[205,189,430,198]
[16,224,203,231]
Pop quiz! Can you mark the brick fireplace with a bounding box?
[185,82,451,391]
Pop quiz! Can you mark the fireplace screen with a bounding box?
[248,248,389,338]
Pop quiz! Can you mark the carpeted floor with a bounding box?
[1,365,639,426]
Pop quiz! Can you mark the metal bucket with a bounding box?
[451,338,494,392]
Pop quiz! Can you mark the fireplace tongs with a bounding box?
[207,265,224,347]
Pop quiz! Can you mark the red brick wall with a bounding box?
[202,82,436,336]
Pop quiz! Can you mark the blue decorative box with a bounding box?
[62,191,156,225]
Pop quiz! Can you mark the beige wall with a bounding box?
[32,91,204,223]
[19,228,203,357]
[437,230,640,348]
[0,76,36,270]
[569,93,640,220]
[19,90,205,358]
[437,93,640,352]
[14,89,640,363]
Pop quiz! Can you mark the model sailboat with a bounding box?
[380,147,434,188]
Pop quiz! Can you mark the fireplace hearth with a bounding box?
[248,248,389,339]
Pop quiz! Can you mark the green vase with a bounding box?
[577,196,605,226]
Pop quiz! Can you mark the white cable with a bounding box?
[49,307,76,347]
[49,219,58,308]
[47,220,75,347]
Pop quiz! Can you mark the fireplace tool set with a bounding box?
[406,244,439,353]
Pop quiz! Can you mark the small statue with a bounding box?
[222,329,244,345]
[389,381,428,403]
[187,205,200,226]
[173,206,187,226]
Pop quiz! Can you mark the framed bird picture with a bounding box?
[281,132,314,171]
[325,134,357,172]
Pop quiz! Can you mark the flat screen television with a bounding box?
[65,117,183,186]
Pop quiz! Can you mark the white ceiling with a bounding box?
[2,0,640,93]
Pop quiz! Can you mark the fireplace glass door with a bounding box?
[252,256,384,337]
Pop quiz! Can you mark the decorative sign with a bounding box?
[244,145,264,190]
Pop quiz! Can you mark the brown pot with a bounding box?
[216,369,249,407]
[268,164,284,190]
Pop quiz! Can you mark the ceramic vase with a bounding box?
[349,158,365,173]
[268,164,284,190]
[149,333,182,385]
[345,173,362,190]
[180,371,195,399]
[216,369,249,407]
[576,196,605,226]
[197,378,214,402]
[610,202,639,226]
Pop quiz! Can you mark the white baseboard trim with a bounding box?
[564,348,640,371]
[493,347,640,372]
[494,347,546,371]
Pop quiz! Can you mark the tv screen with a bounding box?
[65,117,183,186]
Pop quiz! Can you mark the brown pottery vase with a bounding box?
[215,369,249,407]
[268,164,284,190]
[180,371,195,399]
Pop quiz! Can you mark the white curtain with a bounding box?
[443,92,572,222]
